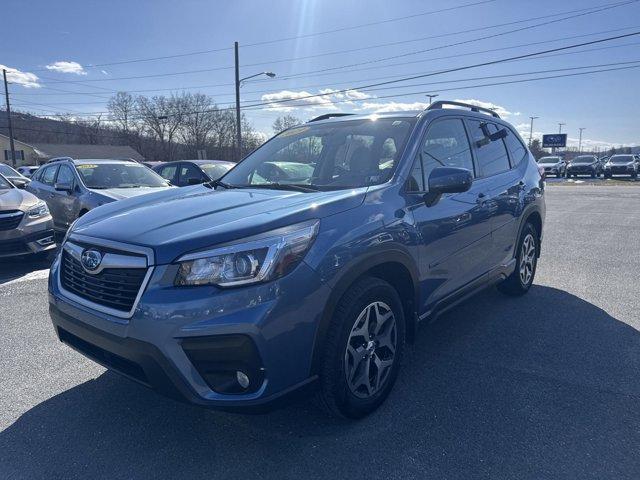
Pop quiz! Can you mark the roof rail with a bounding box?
[427,100,500,118]
[307,113,355,123]
[46,156,74,164]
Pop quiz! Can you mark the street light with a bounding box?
[558,122,566,134]
[528,116,539,147]
[235,42,276,160]
[426,93,439,105]
[578,127,586,153]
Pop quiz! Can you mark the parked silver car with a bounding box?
[26,158,173,234]
[0,163,30,189]
[0,173,55,259]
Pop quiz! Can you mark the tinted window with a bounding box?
[407,157,425,192]
[76,163,168,188]
[200,162,233,180]
[180,163,204,184]
[0,163,21,177]
[468,120,510,177]
[420,118,474,179]
[503,129,527,166]
[41,165,59,185]
[158,164,178,182]
[56,165,75,185]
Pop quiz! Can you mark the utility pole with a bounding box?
[426,94,439,105]
[2,69,17,168]
[558,122,565,134]
[578,127,585,153]
[234,41,242,162]
[528,116,539,147]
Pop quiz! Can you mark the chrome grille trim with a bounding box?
[57,235,155,320]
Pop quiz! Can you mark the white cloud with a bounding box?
[0,65,41,88]
[355,101,430,113]
[45,61,87,75]
[100,69,109,76]
[453,99,513,118]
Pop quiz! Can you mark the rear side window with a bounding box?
[158,165,178,182]
[503,129,527,166]
[180,163,203,183]
[40,165,58,185]
[468,120,510,177]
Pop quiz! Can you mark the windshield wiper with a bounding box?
[203,179,237,189]
[244,183,320,192]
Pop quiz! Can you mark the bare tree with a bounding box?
[135,94,186,161]
[107,92,137,133]
[179,93,217,158]
[272,114,302,134]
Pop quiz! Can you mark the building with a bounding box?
[0,133,144,167]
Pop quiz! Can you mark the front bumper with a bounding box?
[0,213,55,258]
[567,166,596,175]
[48,254,330,411]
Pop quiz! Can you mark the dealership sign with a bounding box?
[542,134,567,148]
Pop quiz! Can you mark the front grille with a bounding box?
[610,166,630,174]
[60,250,147,313]
[0,210,24,231]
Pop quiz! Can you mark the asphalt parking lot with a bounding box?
[1,185,639,480]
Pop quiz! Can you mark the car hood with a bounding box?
[72,185,367,264]
[88,186,173,200]
[0,187,39,211]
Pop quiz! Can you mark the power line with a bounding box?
[15,30,640,106]
[25,0,497,72]
[33,0,638,86]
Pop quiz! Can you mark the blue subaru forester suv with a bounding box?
[49,101,545,418]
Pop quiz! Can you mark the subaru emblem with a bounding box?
[81,249,103,272]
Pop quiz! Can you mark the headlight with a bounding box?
[26,201,49,218]
[175,220,320,287]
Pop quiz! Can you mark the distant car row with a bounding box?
[0,157,235,258]
[537,154,640,179]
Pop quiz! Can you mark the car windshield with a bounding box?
[0,163,23,177]
[222,117,416,190]
[200,163,234,180]
[538,157,560,164]
[573,156,595,164]
[0,174,13,189]
[609,155,633,163]
[76,162,169,188]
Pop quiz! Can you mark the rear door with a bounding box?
[33,164,59,210]
[406,117,494,306]
[466,119,523,269]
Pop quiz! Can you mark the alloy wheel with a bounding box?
[519,233,536,286]
[344,301,397,399]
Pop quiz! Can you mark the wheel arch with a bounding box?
[310,248,419,376]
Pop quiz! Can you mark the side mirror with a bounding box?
[13,178,29,189]
[54,182,73,192]
[187,177,202,185]
[424,167,473,206]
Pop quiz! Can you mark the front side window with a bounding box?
[468,120,510,177]
[222,118,416,190]
[56,165,75,186]
[0,163,21,177]
[421,118,474,179]
[41,165,58,185]
[76,163,168,189]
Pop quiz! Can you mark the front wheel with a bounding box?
[317,277,405,419]
[498,223,539,296]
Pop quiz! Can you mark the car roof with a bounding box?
[71,159,140,165]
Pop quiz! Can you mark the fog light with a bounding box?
[236,371,250,389]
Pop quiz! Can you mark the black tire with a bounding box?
[498,223,539,296]
[317,276,405,419]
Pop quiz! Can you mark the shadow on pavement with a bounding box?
[1,286,639,479]
[0,249,56,285]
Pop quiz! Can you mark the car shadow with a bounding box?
[0,248,57,285]
[1,286,639,479]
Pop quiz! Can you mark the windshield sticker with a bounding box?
[279,126,309,137]
[77,164,97,169]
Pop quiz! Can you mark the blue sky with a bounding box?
[2,0,640,149]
